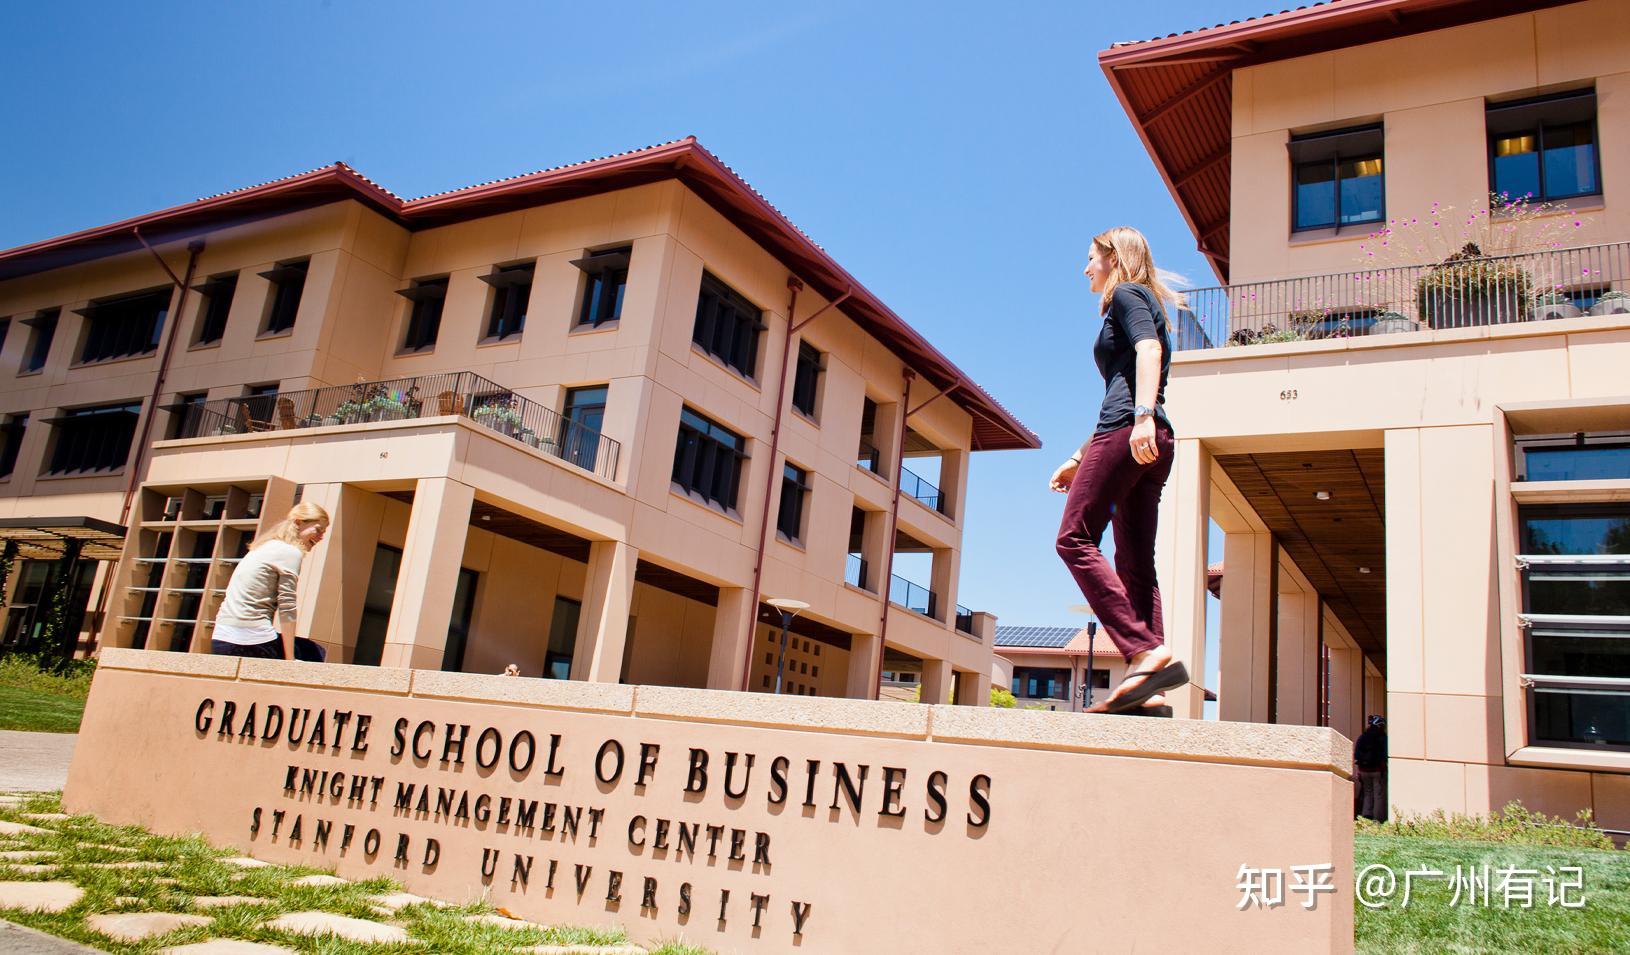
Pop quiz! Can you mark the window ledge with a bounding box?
[790,407,820,428]
[37,467,126,483]
[689,344,762,392]
[1288,225,1379,247]
[70,351,159,370]
[774,531,805,551]
[570,321,620,336]
[477,334,523,348]
[16,368,45,378]
[187,341,223,353]
[255,330,295,342]
[1509,478,1630,503]
[1507,744,1630,773]
[669,484,745,525]
[395,345,438,358]
[1493,195,1603,218]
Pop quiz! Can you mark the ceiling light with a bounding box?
[1358,566,1371,574]
[1315,490,1332,501]
[480,514,491,522]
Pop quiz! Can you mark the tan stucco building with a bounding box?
[1102,0,1630,828]
[0,138,1038,705]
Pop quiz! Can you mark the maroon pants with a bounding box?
[1055,423,1175,661]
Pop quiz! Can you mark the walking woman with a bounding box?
[1050,226,1188,715]
[211,501,330,659]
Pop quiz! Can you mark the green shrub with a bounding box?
[989,685,1017,708]
[1356,801,1620,850]
[0,653,96,699]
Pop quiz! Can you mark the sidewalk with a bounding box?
[0,731,76,792]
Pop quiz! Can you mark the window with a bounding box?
[777,462,811,543]
[0,318,9,355]
[21,309,58,374]
[1011,666,1070,701]
[1518,504,1630,750]
[857,397,881,472]
[0,414,26,477]
[791,341,822,418]
[1516,432,1630,482]
[1290,125,1384,231]
[572,247,631,328]
[440,568,479,672]
[259,260,307,335]
[1488,89,1600,202]
[545,596,581,679]
[561,385,608,471]
[351,544,403,667]
[692,272,763,378]
[480,262,533,341]
[397,277,448,353]
[77,287,170,364]
[166,393,206,440]
[193,274,236,346]
[672,407,747,511]
[45,402,141,475]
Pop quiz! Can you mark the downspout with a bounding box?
[90,231,201,643]
[869,368,916,700]
[739,276,803,690]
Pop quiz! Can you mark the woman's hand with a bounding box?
[1049,458,1079,493]
[1129,416,1159,464]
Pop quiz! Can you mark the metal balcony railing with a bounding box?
[955,605,974,636]
[845,552,870,591]
[900,464,944,513]
[856,439,881,474]
[1174,241,1630,351]
[172,371,622,481]
[889,573,938,620]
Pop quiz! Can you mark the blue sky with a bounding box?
[0,0,1233,698]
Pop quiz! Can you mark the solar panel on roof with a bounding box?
[993,626,1078,648]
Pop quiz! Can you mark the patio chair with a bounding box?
[236,402,273,434]
[277,397,299,430]
[436,391,465,416]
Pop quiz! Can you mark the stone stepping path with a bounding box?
[368,890,444,912]
[288,873,348,887]
[222,857,272,869]
[269,910,410,944]
[0,820,50,836]
[87,912,213,942]
[2,863,57,874]
[520,947,648,955]
[80,859,167,870]
[88,843,137,853]
[21,812,71,822]
[0,880,85,912]
[193,895,266,908]
[465,912,544,928]
[0,850,53,862]
[162,942,300,955]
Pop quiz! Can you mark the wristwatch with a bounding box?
[1134,404,1156,419]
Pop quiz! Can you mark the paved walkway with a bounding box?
[0,731,76,792]
[0,919,105,953]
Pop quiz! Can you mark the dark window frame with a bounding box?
[166,392,207,440]
[572,247,632,329]
[192,273,237,346]
[1515,432,1630,482]
[1289,124,1385,233]
[777,461,812,544]
[259,260,308,336]
[1487,89,1602,203]
[672,406,748,513]
[20,309,59,375]
[0,414,27,478]
[791,340,822,419]
[692,272,764,379]
[76,287,171,365]
[480,262,534,342]
[43,401,142,476]
[398,276,449,353]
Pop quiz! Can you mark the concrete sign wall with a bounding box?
[64,650,1355,952]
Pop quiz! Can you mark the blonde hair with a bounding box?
[256,501,330,552]
[1094,226,1178,313]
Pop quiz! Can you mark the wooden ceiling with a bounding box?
[1215,449,1386,657]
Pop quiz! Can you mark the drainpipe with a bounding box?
[739,276,804,691]
[89,231,201,644]
[868,367,916,700]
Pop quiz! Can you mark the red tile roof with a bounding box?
[1098,0,1580,283]
[0,138,1039,451]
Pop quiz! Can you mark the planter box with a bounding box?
[1589,297,1630,317]
[1369,316,1419,335]
[1419,284,1526,329]
[1531,303,1583,321]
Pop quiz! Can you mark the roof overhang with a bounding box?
[0,139,1038,452]
[1098,0,1585,283]
[0,516,127,561]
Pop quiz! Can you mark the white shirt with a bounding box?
[214,540,303,645]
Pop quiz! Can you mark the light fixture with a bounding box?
[480,514,491,522]
[1358,566,1371,574]
[1314,490,1332,501]
[766,597,810,695]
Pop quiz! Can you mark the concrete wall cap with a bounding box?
[410,670,635,713]
[928,705,1353,776]
[633,685,930,739]
[236,658,412,694]
[95,648,240,679]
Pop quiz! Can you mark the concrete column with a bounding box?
[1219,531,1275,723]
[1327,647,1363,741]
[707,586,757,691]
[954,669,991,707]
[846,632,882,700]
[292,482,347,661]
[570,540,638,683]
[379,478,474,670]
[930,547,959,625]
[1154,438,1211,718]
[860,509,889,593]
[939,448,968,522]
[875,400,904,479]
[920,658,953,704]
[1275,586,1322,726]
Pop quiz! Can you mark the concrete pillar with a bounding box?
[1328,647,1364,741]
[570,540,638,683]
[846,632,882,700]
[875,400,904,479]
[954,669,991,707]
[379,478,474,670]
[859,509,889,593]
[1276,586,1322,726]
[707,586,757,691]
[920,658,953,704]
[930,547,959,625]
[939,448,969,522]
[1154,438,1211,718]
[1220,531,1275,723]
[292,482,347,661]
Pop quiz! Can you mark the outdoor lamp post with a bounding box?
[1068,604,1100,710]
[766,597,810,694]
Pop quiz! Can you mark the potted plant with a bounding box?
[1368,311,1418,335]
[333,398,370,423]
[1415,243,1533,329]
[1589,290,1630,316]
[472,403,525,436]
[1287,309,1327,340]
[1531,289,1582,321]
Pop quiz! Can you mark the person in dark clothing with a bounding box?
[1354,715,1388,822]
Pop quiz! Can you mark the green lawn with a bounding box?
[0,683,86,733]
[1354,833,1630,953]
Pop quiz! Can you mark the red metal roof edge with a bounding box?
[0,140,1039,451]
[1098,0,1417,64]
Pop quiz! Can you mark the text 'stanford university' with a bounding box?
[0,137,1036,704]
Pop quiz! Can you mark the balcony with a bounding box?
[889,572,937,620]
[900,464,944,514]
[845,552,870,591]
[171,371,622,481]
[1174,242,1630,351]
